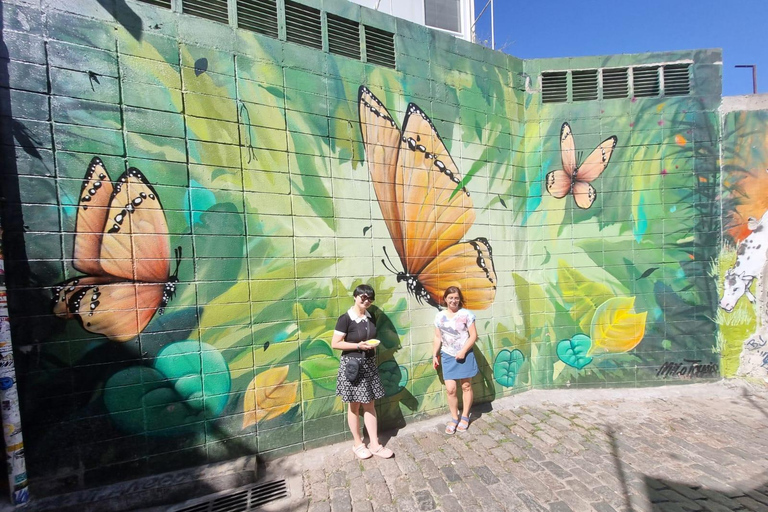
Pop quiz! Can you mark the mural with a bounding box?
[0,0,723,498]
[720,109,768,380]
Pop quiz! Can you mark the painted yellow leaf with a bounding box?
[557,261,614,331]
[590,297,648,353]
[242,365,298,428]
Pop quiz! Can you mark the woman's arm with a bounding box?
[331,332,372,351]
[455,321,478,360]
[432,326,442,368]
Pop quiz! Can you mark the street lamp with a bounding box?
[735,65,758,94]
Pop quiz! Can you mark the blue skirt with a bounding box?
[441,350,478,380]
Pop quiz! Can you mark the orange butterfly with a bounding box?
[358,86,497,310]
[545,122,617,209]
[52,157,180,342]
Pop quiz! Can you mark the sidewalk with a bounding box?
[257,381,768,512]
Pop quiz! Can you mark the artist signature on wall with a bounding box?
[656,359,719,379]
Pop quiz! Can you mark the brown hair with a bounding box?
[442,286,464,308]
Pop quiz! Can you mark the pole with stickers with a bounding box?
[0,229,28,506]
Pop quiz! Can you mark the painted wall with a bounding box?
[0,0,722,498]
[718,99,768,380]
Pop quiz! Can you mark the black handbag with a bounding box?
[344,352,364,382]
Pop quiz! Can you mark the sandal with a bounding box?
[456,415,470,432]
[369,444,394,458]
[445,417,460,434]
[353,444,372,459]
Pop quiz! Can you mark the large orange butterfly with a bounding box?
[358,86,497,310]
[52,157,180,342]
[545,122,617,209]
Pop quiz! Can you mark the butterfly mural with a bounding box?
[358,86,497,310]
[545,122,618,209]
[52,157,180,342]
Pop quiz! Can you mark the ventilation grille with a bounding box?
[365,26,395,69]
[137,0,171,8]
[572,69,598,101]
[328,13,361,60]
[182,0,230,24]
[285,0,322,50]
[633,66,660,97]
[602,68,628,99]
[542,71,568,103]
[664,64,691,96]
[237,0,278,38]
[168,480,289,512]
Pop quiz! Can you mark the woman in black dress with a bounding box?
[331,284,394,459]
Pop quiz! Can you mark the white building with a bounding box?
[346,0,475,42]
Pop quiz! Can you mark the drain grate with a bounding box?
[168,479,289,512]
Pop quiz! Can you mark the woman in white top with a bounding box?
[432,286,478,434]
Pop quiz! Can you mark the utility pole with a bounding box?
[472,0,495,49]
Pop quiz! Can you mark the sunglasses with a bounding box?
[358,294,375,303]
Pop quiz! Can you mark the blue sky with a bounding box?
[472,0,768,97]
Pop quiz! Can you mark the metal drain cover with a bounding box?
[168,479,290,512]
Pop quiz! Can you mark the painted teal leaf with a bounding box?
[556,334,593,370]
[493,349,525,388]
[378,360,408,397]
[155,341,231,415]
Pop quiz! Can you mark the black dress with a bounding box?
[334,308,386,403]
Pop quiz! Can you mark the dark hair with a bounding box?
[353,284,375,299]
[442,286,464,308]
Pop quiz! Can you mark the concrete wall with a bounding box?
[718,95,768,380]
[0,0,722,499]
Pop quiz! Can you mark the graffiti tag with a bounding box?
[656,359,718,379]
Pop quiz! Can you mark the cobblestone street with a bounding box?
[264,382,768,512]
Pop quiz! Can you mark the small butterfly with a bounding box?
[358,86,497,310]
[545,122,617,209]
[52,157,180,342]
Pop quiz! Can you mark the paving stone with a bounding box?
[309,501,332,512]
[440,466,462,483]
[548,501,573,512]
[330,487,352,512]
[591,502,617,512]
[439,496,465,512]
[350,500,372,512]
[472,465,500,485]
[413,489,436,511]
[736,495,768,512]
[518,491,550,512]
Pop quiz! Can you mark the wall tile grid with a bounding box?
[0,0,726,497]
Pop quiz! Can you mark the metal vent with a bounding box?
[365,26,395,69]
[541,71,568,103]
[237,0,278,38]
[633,66,660,97]
[663,64,691,96]
[137,0,171,8]
[285,0,322,50]
[183,0,230,24]
[572,69,598,102]
[168,480,289,512]
[327,13,361,60]
[602,68,628,99]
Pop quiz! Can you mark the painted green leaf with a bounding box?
[557,260,614,332]
[104,366,204,435]
[556,334,593,370]
[300,355,340,390]
[378,360,408,397]
[511,273,551,339]
[493,349,525,388]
